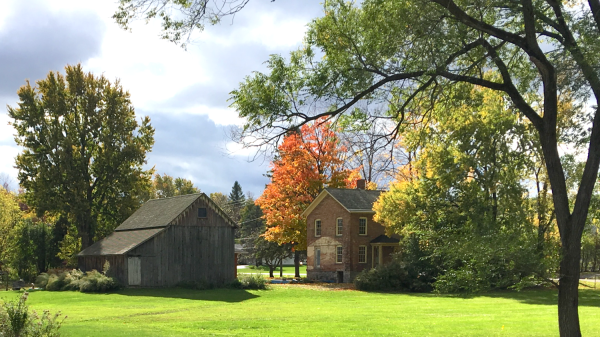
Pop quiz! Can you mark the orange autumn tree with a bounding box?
[256,119,360,263]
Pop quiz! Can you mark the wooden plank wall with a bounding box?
[77,255,127,285]
[129,225,235,287]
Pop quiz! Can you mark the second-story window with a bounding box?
[336,246,343,263]
[336,218,343,236]
[359,217,367,235]
[315,219,322,237]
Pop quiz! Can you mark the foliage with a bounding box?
[374,86,549,293]
[228,181,245,225]
[0,292,64,337]
[230,0,600,331]
[8,64,155,249]
[0,188,21,279]
[230,274,267,290]
[256,119,360,250]
[147,173,200,200]
[112,0,251,47]
[40,269,120,293]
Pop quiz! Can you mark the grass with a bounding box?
[237,265,307,277]
[2,286,600,336]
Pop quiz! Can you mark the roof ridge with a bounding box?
[147,193,203,202]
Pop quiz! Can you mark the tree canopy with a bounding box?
[230,1,600,335]
[256,119,359,250]
[113,0,254,47]
[8,64,155,249]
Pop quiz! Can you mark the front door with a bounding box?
[128,257,141,286]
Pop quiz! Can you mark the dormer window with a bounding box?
[198,208,207,218]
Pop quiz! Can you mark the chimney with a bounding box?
[356,179,366,190]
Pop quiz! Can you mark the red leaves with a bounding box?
[257,118,359,249]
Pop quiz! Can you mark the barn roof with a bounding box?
[115,193,236,231]
[77,228,165,256]
[302,188,383,217]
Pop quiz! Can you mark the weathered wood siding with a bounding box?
[77,255,127,284]
[128,225,235,287]
[79,195,235,287]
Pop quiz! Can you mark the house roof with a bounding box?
[115,193,236,231]
[302,188,383,217]
[77,228,165,256]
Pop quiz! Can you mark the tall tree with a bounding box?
[256,118,360,277]
[228,181,245,224]
[9,64,155,249]
[230,1,600,334]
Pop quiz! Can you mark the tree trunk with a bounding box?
[558,234,582,337]
[279,258,283,278]
[294,250,300,278]
[269,265,274,278]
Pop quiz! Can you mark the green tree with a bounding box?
[150,173,201,199]
[230,1,600,333]
[9,64,155,249]
[228,181,245,226]
[375,85,547,292]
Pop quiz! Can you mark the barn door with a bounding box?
[128,257,141,286]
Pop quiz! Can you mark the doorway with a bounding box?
[128,257,141,286]
[337,271,344,283]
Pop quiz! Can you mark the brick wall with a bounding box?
[306,193,390,282]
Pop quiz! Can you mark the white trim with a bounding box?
[336,245,343,264]
[359,217,368,235]
[336,217,343,236]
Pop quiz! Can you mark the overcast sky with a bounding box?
[0,0,324,197]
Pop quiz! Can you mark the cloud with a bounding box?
[0,0,105,96]
[142,110,269,196]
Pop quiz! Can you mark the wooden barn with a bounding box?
[77,193,236,287]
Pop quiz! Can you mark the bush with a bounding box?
[40,269,119,293]
[0,292,64,337]
[234,274,267,290]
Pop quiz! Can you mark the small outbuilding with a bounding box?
[77,193,236,287]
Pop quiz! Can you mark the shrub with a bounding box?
[78,270,120,293]
[0,292,64,337]
[235,274,267,290]
[40,269,119,293]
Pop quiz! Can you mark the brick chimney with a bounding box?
[356,179,366,190]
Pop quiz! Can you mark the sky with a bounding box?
[0,0,325,197]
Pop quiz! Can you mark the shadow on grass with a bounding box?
[113,287,261,303]
[361,288,600,307]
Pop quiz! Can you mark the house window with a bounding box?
[336,218,343,236]
[315,219,322,237]
[358,246,367,263]
[198,208,207,218]
[359,217,367,235]
[315,248,321,268]
[336,246,343,263]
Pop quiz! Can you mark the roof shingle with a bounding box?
[325,188,382,212]
[115,193,202,231]
[77,228,165,256]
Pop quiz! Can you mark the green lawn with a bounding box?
[237,265,307,276]
[3,286,600,336]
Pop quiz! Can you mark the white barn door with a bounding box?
[128,257,141,286]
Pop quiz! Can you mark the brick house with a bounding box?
[303,181,400,283]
